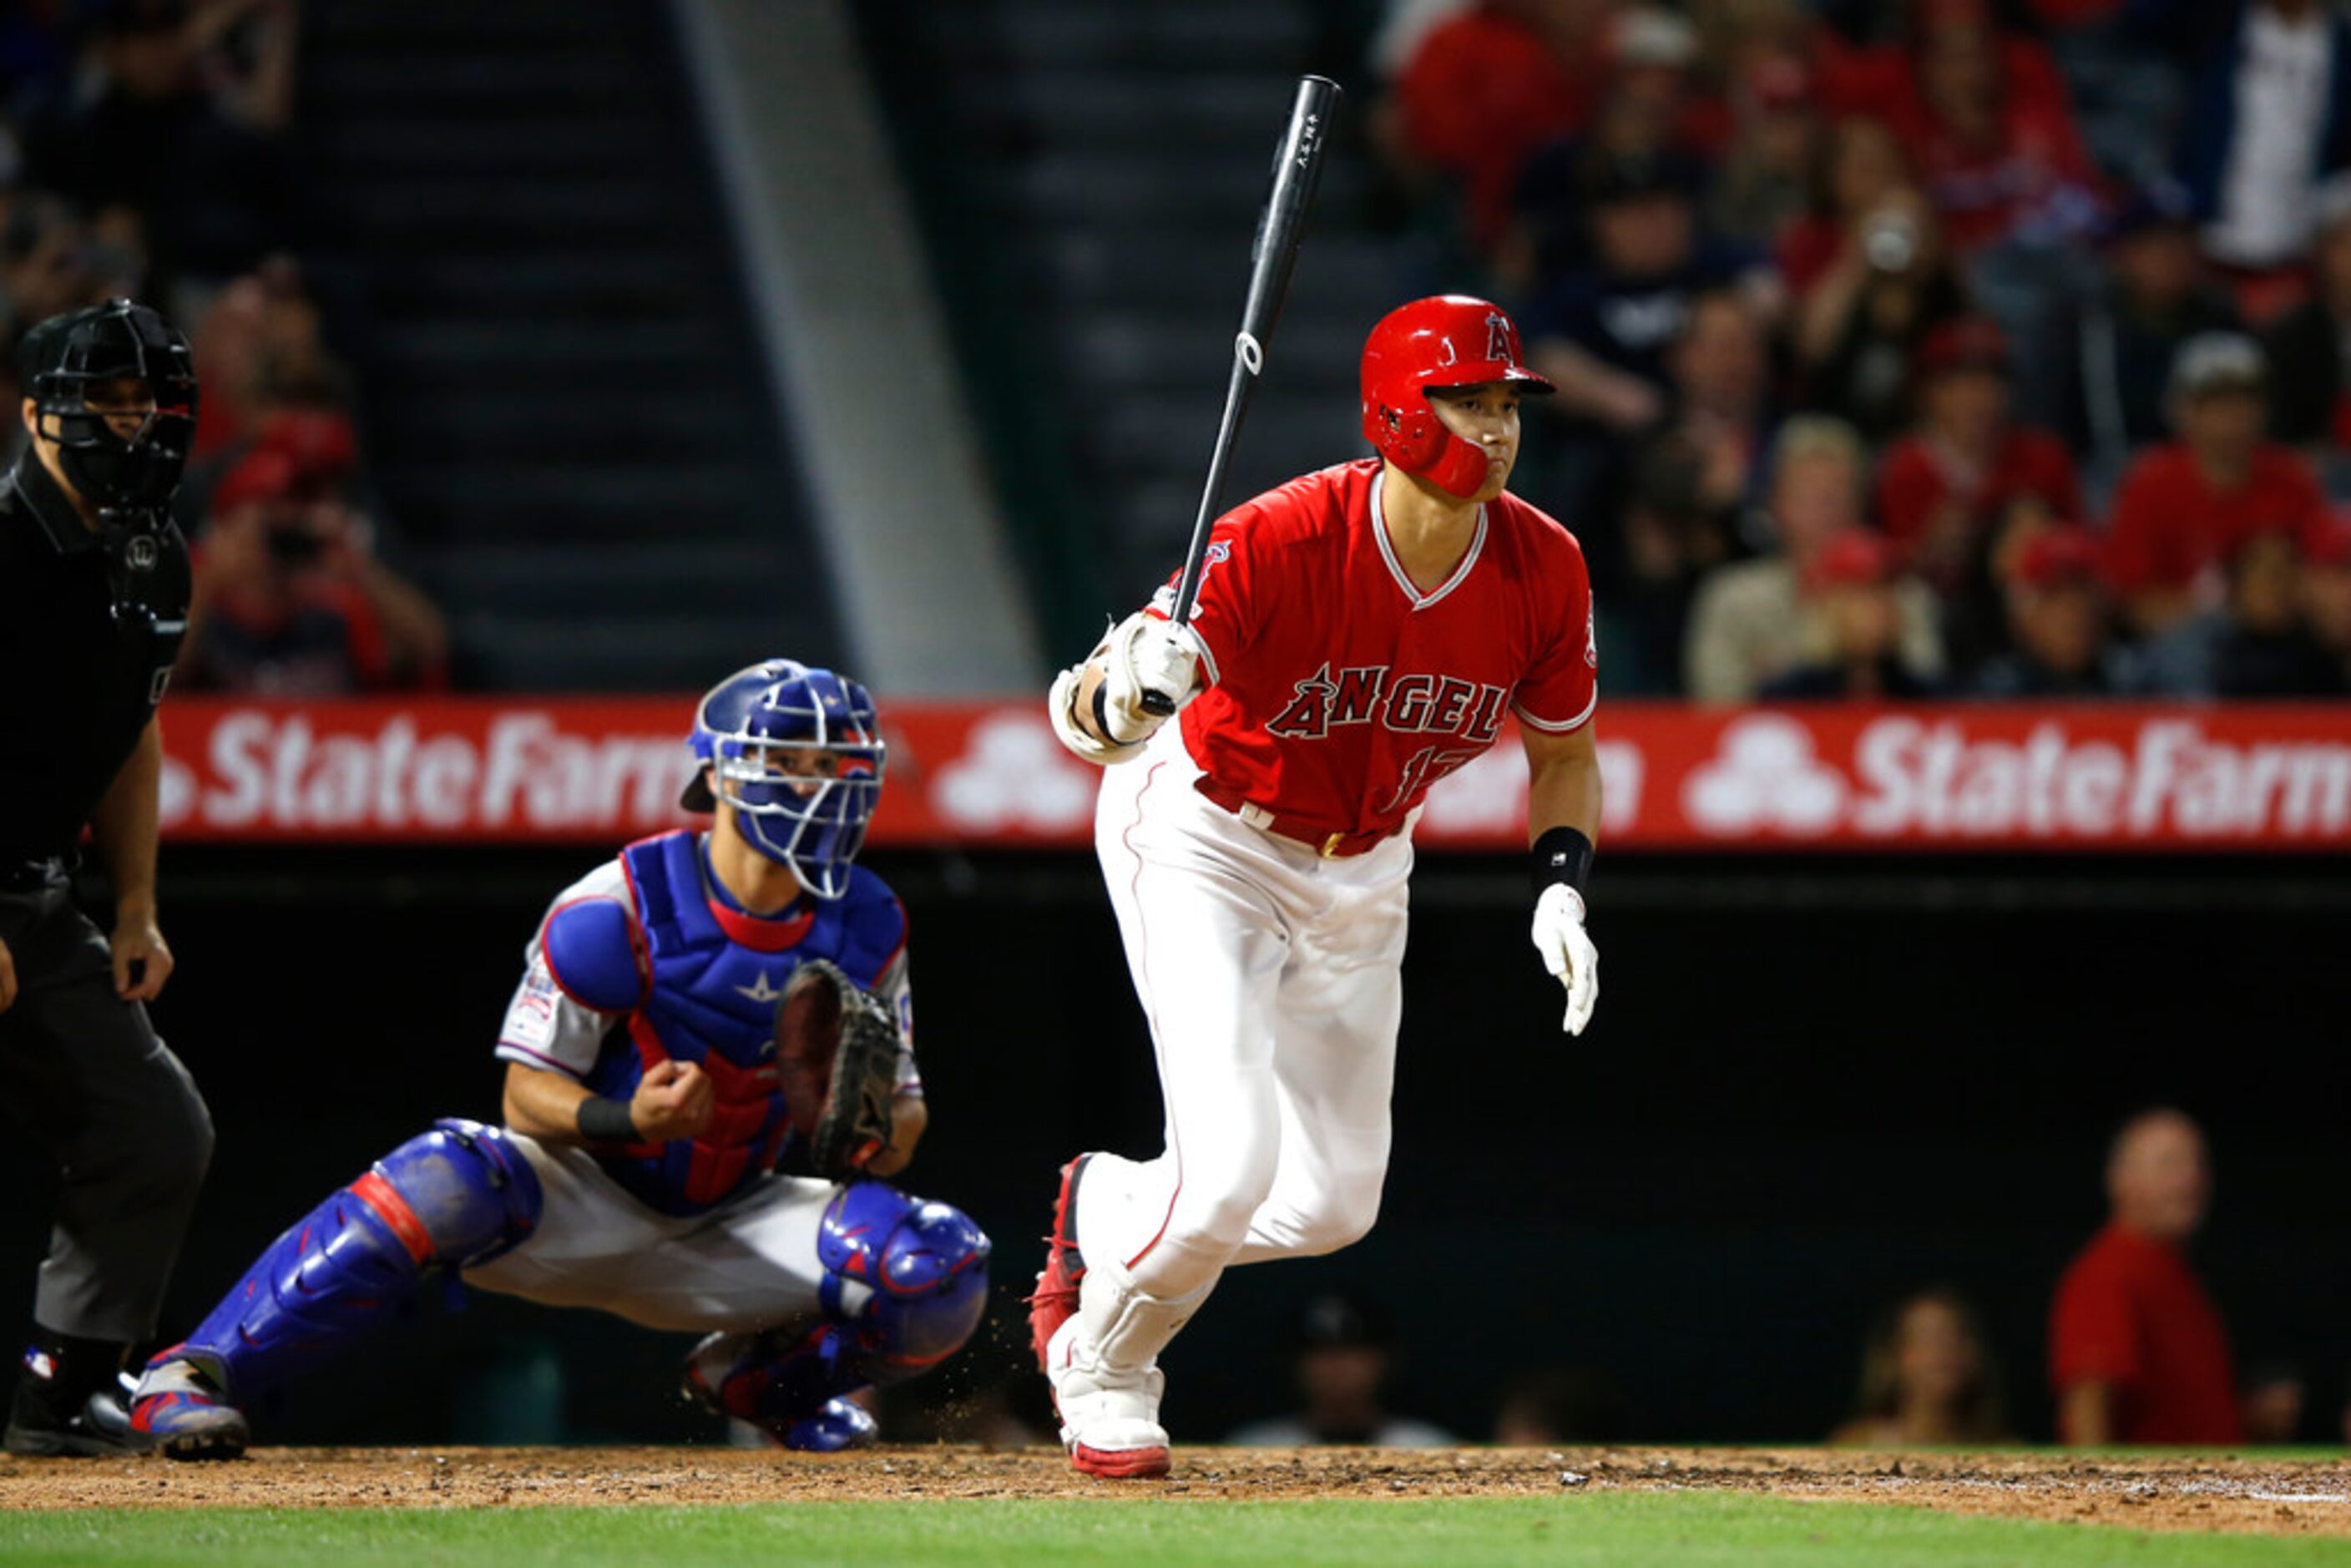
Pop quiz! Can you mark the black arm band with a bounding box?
[1531,827,1595,902]
[575,1095,638,1145]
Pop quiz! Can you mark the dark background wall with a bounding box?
[3,846,2343,1447]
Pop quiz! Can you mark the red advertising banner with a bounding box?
[152,697,2351,852]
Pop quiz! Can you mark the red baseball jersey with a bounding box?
[1152,459,1595,840]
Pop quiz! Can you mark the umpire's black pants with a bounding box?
[0,872,213,1343]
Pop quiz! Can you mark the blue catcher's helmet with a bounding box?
[680,661,887,899]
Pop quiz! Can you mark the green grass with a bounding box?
[2,1495,2343,1568]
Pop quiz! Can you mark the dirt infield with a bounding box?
[3,1444,2347,1535]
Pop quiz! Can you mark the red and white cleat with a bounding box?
[1026,1155,1091,1373]
[1044,1316,1170,1480]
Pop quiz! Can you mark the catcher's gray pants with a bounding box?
[462,1135,833,1333]
[0,878,214,1343]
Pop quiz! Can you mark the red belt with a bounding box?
[1192,778,1395,858]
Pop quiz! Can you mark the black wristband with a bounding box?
[575,1095,639,1145]
[1090,677,1115,739]
[1531,827,1595,902]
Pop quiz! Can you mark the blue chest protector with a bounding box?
[543,831,907,1217]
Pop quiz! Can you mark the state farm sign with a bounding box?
[150,698,2351,852]
[1677,713,2351,843]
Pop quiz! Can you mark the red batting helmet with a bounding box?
[1360,295,1554,498]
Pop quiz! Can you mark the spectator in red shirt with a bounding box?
[1877,317,2081,594]
[2050,1109,2242,1448]
[1389,0,1611,254]
[1882,0,2101,258]
[2103,333,2328,636]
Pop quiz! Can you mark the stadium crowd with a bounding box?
[1370,0,2351,700]
[0,0,439,695]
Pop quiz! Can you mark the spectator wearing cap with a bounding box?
[2103,333,2328,636]
[2050,1109,2242,1447]
[1974,527,2137,696]
[2260,171,2351,455]
[1875,317,2081,617]
[2300,518,2351,686]
[180,438,447,695]
[2137,0,2351,288]
[1388,0,1612,255]
[1685,416,1944,702]
[2055,178,2243,491]
[1226,1292,1455,1448]
[1756,530,1944,699]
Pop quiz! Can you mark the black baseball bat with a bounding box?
[1140,73,1340,716]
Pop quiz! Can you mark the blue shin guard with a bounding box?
[686,1181,988,1447]
[156,1120,541,1401]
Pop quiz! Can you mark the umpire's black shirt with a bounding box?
[0,453,189,862]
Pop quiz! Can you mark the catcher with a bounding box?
[130,660,990,1459]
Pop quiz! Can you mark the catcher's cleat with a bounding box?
[683,1327,880,1454]
[1026,1155,1092,1373]
[4,1383,149,1459]
[129,1357,250,1460]
[1044,1317,1170,1480]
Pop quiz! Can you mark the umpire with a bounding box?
[0,300,214,1455]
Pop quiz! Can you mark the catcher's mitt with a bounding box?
[774,959,898,1181]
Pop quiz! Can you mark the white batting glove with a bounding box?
[1529,884,1599,1035]
[1100,611,1206,741]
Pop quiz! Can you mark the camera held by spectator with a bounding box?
[180,434,445,695]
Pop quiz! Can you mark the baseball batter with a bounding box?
[129,662,991,1458]
[1031,295,1603,1478]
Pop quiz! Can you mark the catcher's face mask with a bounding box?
[707,669,887,899]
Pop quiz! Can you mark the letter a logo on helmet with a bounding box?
[1360,295,1554,499]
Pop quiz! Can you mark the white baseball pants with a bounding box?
[1079,726,1412,1318]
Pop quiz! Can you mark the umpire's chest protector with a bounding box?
[577,831,902,1216]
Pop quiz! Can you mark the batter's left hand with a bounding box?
[111,911,174,1002]
[1529,884,1596,1035]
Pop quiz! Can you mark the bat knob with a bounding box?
[1138,690,1177,718]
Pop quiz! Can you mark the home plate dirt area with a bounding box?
[3,1446,2348,1535]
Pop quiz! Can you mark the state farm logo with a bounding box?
[1680,714,2351,842]
[158,711,693,834]
[1683,716,1846,837]
[930,712,1096,832]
